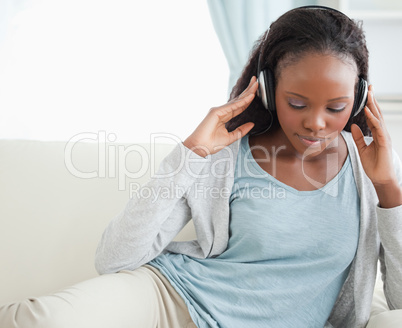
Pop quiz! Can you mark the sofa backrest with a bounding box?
[0,139,196,305]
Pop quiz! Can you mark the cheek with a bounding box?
[277,112,305,139]
[333,110,353,129]
[276,99,300,130]
[277,112,298,131]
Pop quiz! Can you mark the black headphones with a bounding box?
[257,5,368,119]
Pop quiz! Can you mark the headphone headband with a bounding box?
[256,5,352,80]
[292,5,350,17]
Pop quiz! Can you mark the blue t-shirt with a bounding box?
[150,135,360,328]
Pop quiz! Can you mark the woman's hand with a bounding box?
[351,85,402,208]
[183,76,258,157]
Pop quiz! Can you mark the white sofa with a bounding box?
[0,138,401,327]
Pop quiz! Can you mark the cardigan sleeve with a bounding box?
[95,142,209,274]
[377,149,402,310]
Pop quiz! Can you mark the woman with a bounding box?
[97,5,402,328]
[1,5,401,328]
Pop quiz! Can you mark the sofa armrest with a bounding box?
[367,310,402,328]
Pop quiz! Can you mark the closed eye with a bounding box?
[288,98,306,110]
[289,103,347,112]
[327,102,347,113]
[288,103,306,110]
[327,106,346,113]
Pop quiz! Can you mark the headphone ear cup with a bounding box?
[258,69,276,111]
[352,78,368,117]
[258,70,269,110]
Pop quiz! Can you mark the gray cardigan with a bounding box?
[95,131,402,328]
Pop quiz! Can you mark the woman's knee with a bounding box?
[0,268,164,328]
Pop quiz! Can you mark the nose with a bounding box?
[303,110,326,132]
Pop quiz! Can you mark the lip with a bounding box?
[297,135,327,147]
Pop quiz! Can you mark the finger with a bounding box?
[364,106,376,132]
[372,90,384,121]
[234,91,256,111]
[245,76,257,90]
[368,85,384,120]
[227,122,255,144]
[364,106,388,145]
[351,123,367,154]
[366,86,383,122]
[215,92,256,123]
[237,76,256,96]
[238,78,258,100]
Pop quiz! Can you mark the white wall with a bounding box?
[1,1,401,149]
[360,18,402,97]
[0,0,229,144]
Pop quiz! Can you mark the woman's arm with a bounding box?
[351,86,402,208]
[376,148,402,310]
[95,143,208,274]
[352,86,402,309]
[377,203,402,310]
[95,78,258,274]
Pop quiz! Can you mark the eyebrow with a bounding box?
[285,91,351,102]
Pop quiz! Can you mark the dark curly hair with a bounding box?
[225,6,371,136]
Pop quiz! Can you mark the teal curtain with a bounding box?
[207,0,318,95]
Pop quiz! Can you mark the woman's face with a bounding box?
[275,52,358,158]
